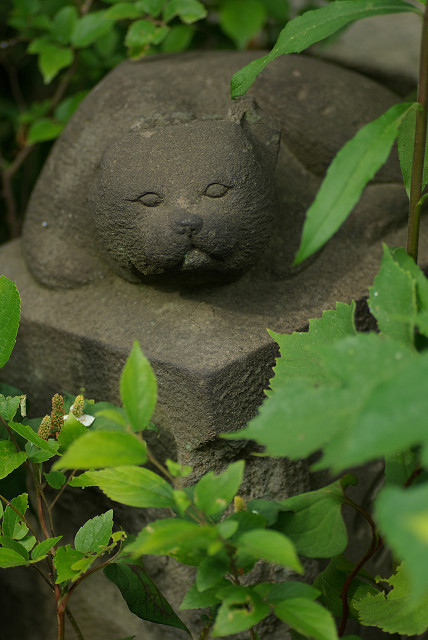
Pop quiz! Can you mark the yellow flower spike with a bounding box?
[71,394,84,418]
[37,415,52,440]
[50,393,64,438]
[234,496,246,513]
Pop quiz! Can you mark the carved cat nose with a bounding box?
[171,213,203,235]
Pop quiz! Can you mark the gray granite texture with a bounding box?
[1,50,426,639]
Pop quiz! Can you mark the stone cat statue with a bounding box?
[23,51,407,288]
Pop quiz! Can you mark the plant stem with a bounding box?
[66,607,85,640]
[407,1,428,262]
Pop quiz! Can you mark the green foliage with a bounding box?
[0,277,20,369]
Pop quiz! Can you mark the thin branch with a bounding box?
[66,607,86,640]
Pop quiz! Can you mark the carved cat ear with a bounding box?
[227,96,281,173]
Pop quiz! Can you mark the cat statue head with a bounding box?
[87,97,280,285]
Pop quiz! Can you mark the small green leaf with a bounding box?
[230,1,420,97]
[194,461,244,517]
[84,466,174,508]
[161,24,194,52]
[68,471,99,488]
[294,102,415,264]
[126,519,218,563]
[368,245,417,346]
[384,450,419,486]
[92,404,127,430]
[54,545,85,583]
[3,494,28,540]
[58,413,87,451]
[275,476,353,558]
[0,395,20,421]
[71,11,114,48]
[356,564,428,635]
[37,43,74,84]
[196,553,229,591]
[25,441,55,463]
[125,19,156,53]
[75,510,113,554]
[0,536,29,560]
[32,536,62,560]
[0,276,20,369]
[136,0,164,16]
[0,547,29,568]
[106,3,142,19]
[163,0,207,24]
[0,441,27,480]
[219,0,266,49]
[53,430,147,470]
[180,581,227,609]
[54,92,87,124]
[212,585,270,636]
[273,597,338,640]
[166,459,192,478]
[104,558,191,635]
[27,118,64,144]
[44,471,66,489]
[8,421,59,455]
[51,6,78,45]
[265,581,320,602]
[120,342,157,431]
[236,529,303,573]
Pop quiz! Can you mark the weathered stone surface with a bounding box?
[1,50,426,639]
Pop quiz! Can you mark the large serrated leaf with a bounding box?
[356,564,428,635]
[0,276,20,369]
[0,441,27,480]
[231,0,420,97]
[104,558,191,635]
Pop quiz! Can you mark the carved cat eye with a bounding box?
[135,192,163,207]
[204,183,231,198]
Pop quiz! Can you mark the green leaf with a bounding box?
[294,102,415,264]
[196,553,229,591]
[314,557,378,620]
[0,277,20,369]
[37,43,74,84]
[0,441,27,479]
[375,485,428,603]
[75,510,113,554]
[32,536,62,560]
[236,529,302,573]
[0,395,20,421]
[390,247,428,312]
[356,564,428,635]
[368,245,417,346]
[230,1,420,97]
[163,0,207,24]
[54,91,88,124]
[166,459,192,478]
[125,19,156,52]
[68,471,100,488]
[84,466,174,508]
[27,118,64,144]
[3,494,28,540]
[194,461,244,517]
[161,24,193,52]
[265,581,320,602]
[136,0,164,16]
[0,536,29,560]
[120,342,157,431]
[52,430,147,470]
[19,534,36,552]
[58,413,88,451]
[273,597,338,640]
[25,441,55,463]
[219,0,266,49]
[398,103,428,199]
[268,302,356,389]
[212,585,270,636]
[106,3,142,19]
[71,11,114,48]
[126,519,218,564]
[54,545,85,583]
[8,421,59,455]
[0,547,29,568]
[104,558,191,635]
[180,580,228,609]
[51,6,78,45]
[275,476,355,558]
[384,449,419,486]
[92,403,127,430]
[44,471,66,489]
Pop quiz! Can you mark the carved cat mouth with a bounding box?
[181,247,223,270]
